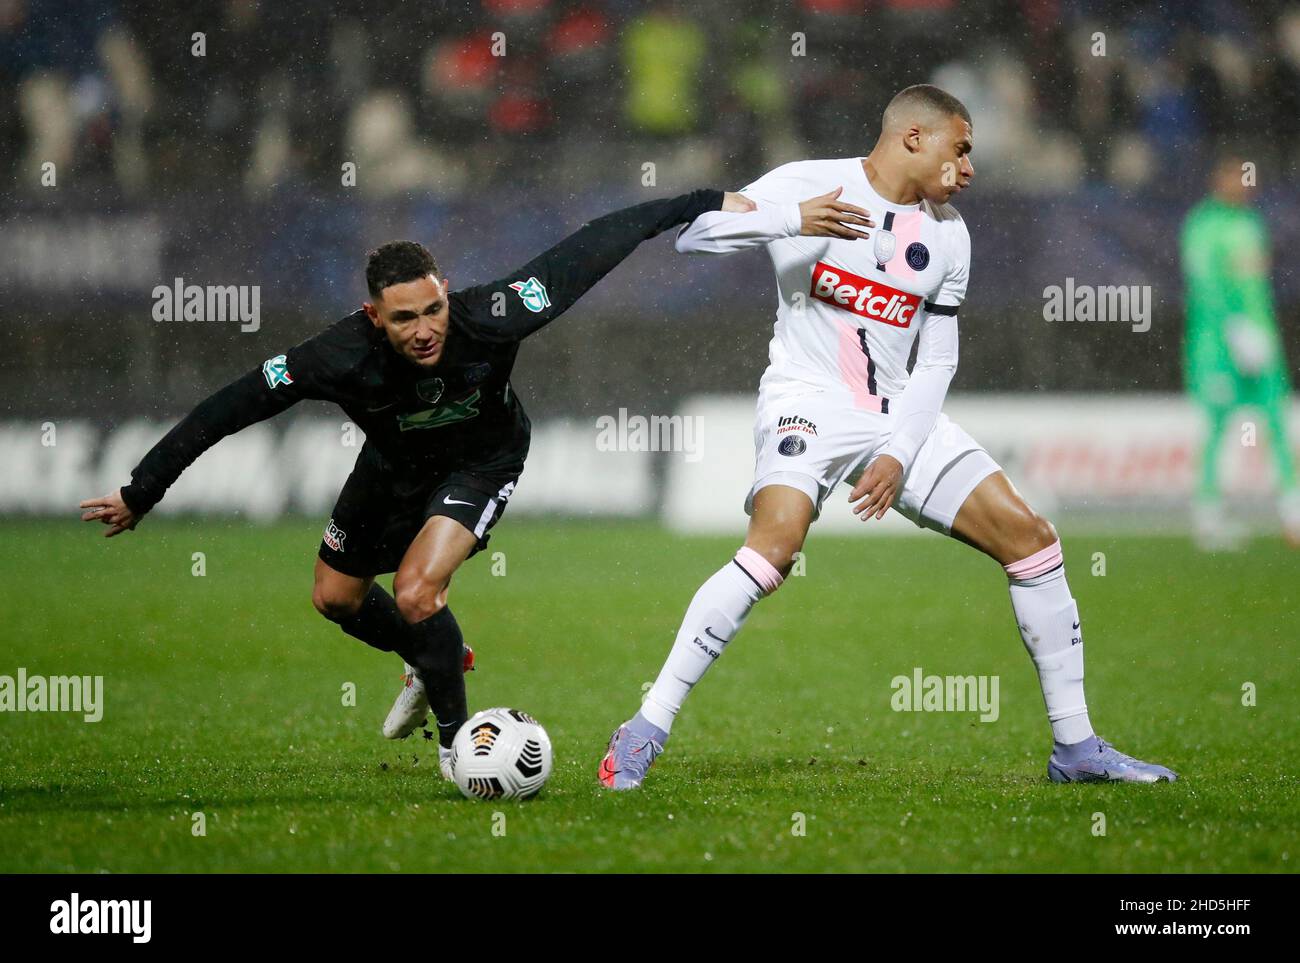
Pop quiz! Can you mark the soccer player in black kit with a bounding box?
[80,188,740,780]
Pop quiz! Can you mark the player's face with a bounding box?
[918,114,974,204]
[366,275,451,367]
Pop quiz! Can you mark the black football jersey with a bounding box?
[121,189,724,515]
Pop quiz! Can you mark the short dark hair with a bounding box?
[365,241,439,299]
[882,84,972,130]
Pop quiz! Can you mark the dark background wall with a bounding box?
[2,0,1297,421]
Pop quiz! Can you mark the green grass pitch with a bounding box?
[1,518,1295,873]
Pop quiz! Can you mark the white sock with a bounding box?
[1005,540,1094,746]
[640,547,782,733]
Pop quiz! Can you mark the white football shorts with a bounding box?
[744,388,1001,534]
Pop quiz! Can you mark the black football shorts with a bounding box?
[318,455,518,578]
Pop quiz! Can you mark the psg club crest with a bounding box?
[905,242,930,271]
[778,435,806,457]
[416,377,445,405]
[464,362,492,385]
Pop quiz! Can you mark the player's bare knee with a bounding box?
[1026,512,1058,553]
[393,577,448,624]
[771,551,800,582]
[312,584,364,623]
[746,541,799,581]
[734,542,793,596]
[1007,510,1058,562]
[767,546,798,580]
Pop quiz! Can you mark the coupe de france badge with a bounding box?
[262,354,293,388]
[509,277,551,313]
[873,230,896,270]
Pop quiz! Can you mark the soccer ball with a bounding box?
[449,707,553,800]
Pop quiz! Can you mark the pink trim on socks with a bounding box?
[734,546,784,595]
[1004,539,1063,581]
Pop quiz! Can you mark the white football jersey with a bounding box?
[723,157,971,412]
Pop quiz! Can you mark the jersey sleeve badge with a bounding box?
[261,354,294,388]
[508,277,552,313]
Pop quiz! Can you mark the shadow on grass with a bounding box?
[0,767,467,816]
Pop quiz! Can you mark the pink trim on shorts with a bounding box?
[1003,539,1063,581]
[734,546,784,595]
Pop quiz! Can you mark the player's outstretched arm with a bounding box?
[80,354,319,535]
[676,186,874,255]
[452,189,737,342]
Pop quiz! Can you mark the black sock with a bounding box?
[337,585,408,653]
[397,607,469,749]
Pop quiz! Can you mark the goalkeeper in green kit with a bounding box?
[1181,153,1299,548]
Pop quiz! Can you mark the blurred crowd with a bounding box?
[2,0,1298,198]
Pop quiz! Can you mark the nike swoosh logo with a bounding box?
[1072,621,1080,630]
[443,496,476,507]
[703,626,727,644]
[366,403,395,412]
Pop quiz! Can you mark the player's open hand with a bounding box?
[849,454,903,520]
[79,489,139,537]
[722,191,758,214]
[799,187,874,241]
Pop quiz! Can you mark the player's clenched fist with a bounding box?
[849,454,903,520]
[79,490,139,537]
[798,186,874,241]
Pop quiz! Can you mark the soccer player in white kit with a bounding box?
[598,85,1177,788]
